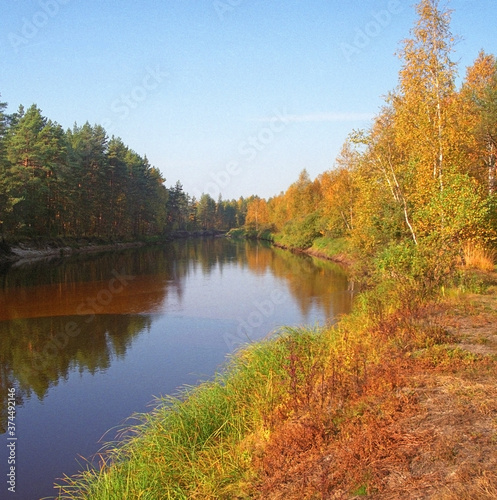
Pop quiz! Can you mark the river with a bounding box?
[0,238,352,499]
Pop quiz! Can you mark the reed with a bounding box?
[55,328,325,499]
[462,242,496,272]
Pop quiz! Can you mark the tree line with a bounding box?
[245,0,497,275]
[0,103,249,240]
[2,0,495,265]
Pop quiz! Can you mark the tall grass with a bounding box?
[462,242,496,272]
[55,328,326,499]
[57,295,404,499]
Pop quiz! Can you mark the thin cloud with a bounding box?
[254,112,374,123]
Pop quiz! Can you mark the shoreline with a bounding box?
[0,239,147,266]
[272,241,353,266]
[226,228,354,267]
[0,231,227,266]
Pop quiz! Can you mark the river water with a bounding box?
[0,238,352,499]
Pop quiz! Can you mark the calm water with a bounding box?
[0,238,352,499]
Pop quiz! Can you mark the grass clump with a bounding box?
[462,242,496,272]
[55,328,326,499]
[309,236,350,258]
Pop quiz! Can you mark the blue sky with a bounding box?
[1,0,495,199]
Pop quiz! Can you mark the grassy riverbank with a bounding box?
[227,228,353,265]
[0,232,226,265]
[56,243,497,498]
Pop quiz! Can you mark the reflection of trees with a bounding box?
[0,238,353,434]
[0,314,150,434]
[0,239,248,294]
[245,244,352,319]
[174,238,244,275]
[0,239,246,434]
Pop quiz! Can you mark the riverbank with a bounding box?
[55,243,497,498]
[275,236,354,266]
[0,231,227,266]
[0,239,146,264]
[226,228,354,266]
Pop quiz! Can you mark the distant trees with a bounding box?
[245,0,497,261]
[0,100,243,240]
[3,1,495,255]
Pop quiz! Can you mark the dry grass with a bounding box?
[247,282,497,499]
[462,243,496,272]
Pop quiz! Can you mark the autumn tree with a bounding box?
[245,196,269,230]
[319,141,358,238]
[386,0,491,249]
[284,169,322,220]
[394,0,457,195]
[460,51,497,195]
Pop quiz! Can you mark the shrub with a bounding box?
[462,242,496,271]
[279,212,323,249]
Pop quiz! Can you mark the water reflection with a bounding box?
[0,239,351,437]
[244,242,350,318]
[0,314,149,434]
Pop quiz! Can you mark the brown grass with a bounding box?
[462,243,496,272]
[246,283,497,499]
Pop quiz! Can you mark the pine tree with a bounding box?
[5,105,66,235]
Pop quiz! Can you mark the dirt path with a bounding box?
[256,272,497,499]
[384,273,497,499]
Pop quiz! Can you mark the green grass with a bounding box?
[310,236,348,254]
[226,226,275,242]
[308,236,351,259]
[225,227,247,239]
[55,328,326,499]
[55,240,488,498]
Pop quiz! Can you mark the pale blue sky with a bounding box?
[1,0,495,199]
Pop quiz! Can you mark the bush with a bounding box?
[373,239,459,308]
[278,212,323,249]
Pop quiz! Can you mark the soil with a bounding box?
[0,240,147,265]
[255,270,497,499]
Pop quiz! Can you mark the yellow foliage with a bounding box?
[462,243,496,272]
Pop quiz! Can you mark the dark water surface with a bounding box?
[0,238,352,499]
